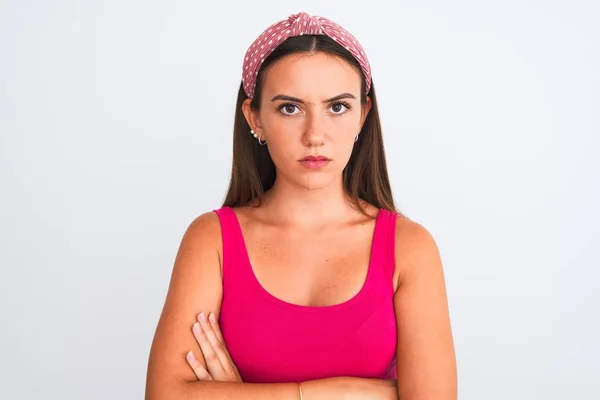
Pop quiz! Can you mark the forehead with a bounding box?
[261,52,362,99]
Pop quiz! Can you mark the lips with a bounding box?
[300,155,330,161]
[299,155,331,169]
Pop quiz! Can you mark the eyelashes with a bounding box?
[277,101,352,117]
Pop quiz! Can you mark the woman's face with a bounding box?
[243,52,372,191]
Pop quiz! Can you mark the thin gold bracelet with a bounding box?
[297,381,303,400]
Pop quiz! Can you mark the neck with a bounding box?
[260,176,357,227]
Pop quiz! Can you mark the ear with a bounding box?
[359,95,372,130]
[241,99,264,134]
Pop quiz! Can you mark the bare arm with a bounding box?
[145,212,397,400]
[145,212,301,399]
[153,377,395,400]
[393,218,458,399]
[145,211,225,398]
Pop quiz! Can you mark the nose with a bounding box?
[302,112,326,147]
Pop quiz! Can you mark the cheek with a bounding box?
[335,139,357,167]
[264,134,298,164]
[261,118,301,159]
[331,119,360,148]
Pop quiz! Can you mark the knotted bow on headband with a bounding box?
[241,12,372,99]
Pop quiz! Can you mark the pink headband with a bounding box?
[241,12,372,99]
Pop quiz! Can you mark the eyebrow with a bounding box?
[270,93,356,103]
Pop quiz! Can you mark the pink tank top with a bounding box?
[214,206,398,383]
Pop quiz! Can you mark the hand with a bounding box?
[185,312,243,382]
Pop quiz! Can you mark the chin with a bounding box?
[294,174,340,191]
[275,162,343,191]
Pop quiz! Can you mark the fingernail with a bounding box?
[187,351,195,361]
[193,322,201,334]
[199,312,207,322]
[209,313,217,324]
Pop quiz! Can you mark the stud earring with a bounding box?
[251,129,266,145]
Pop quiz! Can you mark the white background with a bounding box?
[1,1,598,399]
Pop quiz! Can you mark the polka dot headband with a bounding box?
[242,12,372,99]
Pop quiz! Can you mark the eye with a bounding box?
[278,103,301,116]
[277,101,352,117]
[328,101,351,115]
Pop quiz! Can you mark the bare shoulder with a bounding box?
[393,214,443,287]
[179,210,223,268]
[183,210,223,244]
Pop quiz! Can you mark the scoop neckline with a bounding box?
[226,206,382,313]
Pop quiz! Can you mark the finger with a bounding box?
[186,351,213,381]
[197,313,231,371]
[192,322,216,372]
[209,313,242,378]
[192,314,227,380]
[192,320,221,376]
[208,313,231,357]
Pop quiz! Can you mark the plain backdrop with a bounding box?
[1,1,598,399]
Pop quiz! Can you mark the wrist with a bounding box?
[301,377,354,400]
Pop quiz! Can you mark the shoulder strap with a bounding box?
[213,206,243,285]
[372,208,398,292]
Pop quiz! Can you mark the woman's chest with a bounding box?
[219,293,397,383]
[246,230,374,307]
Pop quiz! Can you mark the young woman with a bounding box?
[146,11,457,400]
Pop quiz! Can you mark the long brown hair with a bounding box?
[222,35,401,216]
